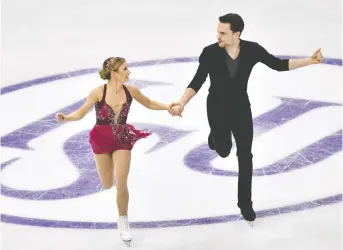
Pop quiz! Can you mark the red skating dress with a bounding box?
[89,84,152,154]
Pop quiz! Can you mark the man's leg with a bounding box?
[232,106,255,221]
[211,129,233,158]
[206,97,232,156]
[208,131,215,150]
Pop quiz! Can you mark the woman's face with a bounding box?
[113,62,131,83]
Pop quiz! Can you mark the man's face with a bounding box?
[217,22,240,47]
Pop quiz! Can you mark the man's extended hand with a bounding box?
[311,48,323,64]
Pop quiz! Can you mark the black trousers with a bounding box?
[207,96,253,208]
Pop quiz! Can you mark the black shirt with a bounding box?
[187,39,289,105]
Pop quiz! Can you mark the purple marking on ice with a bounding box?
[1,56,341,228]
[184,98,342,176]
[1,194,341,229]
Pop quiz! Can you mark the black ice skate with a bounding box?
[240,206,256,226]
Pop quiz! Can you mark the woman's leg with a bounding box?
[112,149,132,245]
[112,150,131,216]
[93,153,114,189]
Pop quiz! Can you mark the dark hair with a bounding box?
[219,13,244,36]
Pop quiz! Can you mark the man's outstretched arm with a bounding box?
[256,44,323,71]
[288,48,323,70]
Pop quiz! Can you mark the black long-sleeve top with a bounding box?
[187,39,289,106]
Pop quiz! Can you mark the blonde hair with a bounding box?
[99,57,126,80]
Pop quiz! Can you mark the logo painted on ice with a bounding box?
[1,56,342,229]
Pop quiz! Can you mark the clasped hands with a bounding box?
[168,102,184,117]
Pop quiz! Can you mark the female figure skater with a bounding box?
[56,57,172,246]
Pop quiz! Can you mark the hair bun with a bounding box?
[99,69,108,80]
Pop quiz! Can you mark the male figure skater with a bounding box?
[169,13,323,223]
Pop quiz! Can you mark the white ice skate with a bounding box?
[118,216,132,247]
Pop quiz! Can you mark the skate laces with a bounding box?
[119,218,130,231]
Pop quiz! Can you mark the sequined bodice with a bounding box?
[95,84,132,126]
[90,83,152,151]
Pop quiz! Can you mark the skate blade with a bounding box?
[122,239,132,247]
[245,220,254,227]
